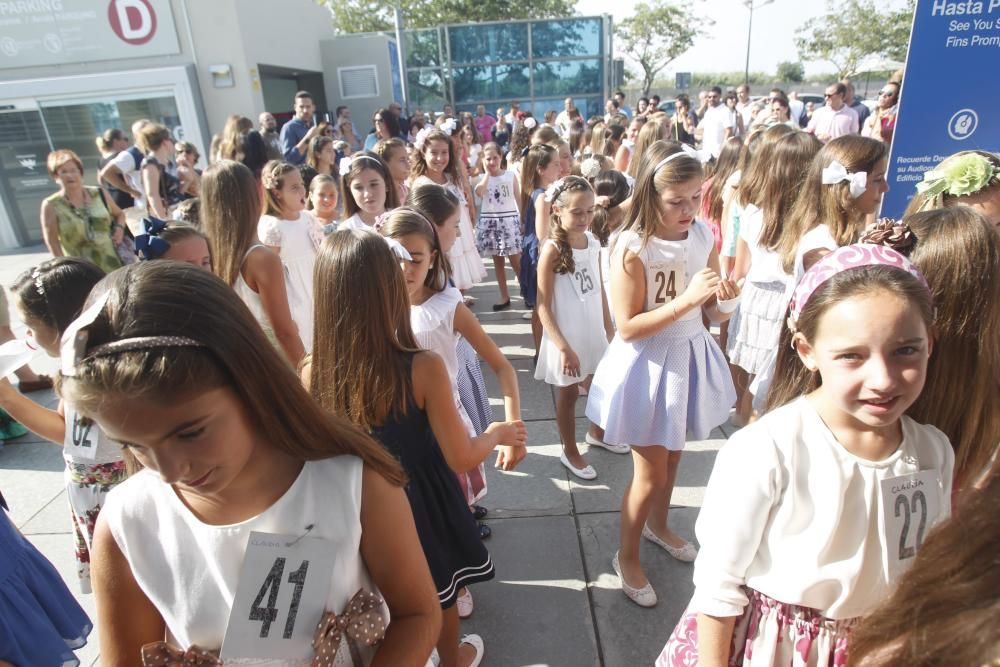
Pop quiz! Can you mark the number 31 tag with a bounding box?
[879,470,942,579]
[221,531,335,660]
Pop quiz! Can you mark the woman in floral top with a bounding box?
[40,149,124,274]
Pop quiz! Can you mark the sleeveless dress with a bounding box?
[45,188,123,274]
[101,456,381,666]
[370,354,494,608]
[413,175,485,290]
[535,233,609,386]
[258,212,321,352]
[0,504,92,667]
[518,188,545,308]
[476,171,522,257]
[586,221,736,448]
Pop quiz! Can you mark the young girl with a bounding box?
[0,258,125,595]
[535,176,621,480]
[586,141,739,607]
[411,129,486,291]
[134,217,212,270]
[65,261,441,664]
[308,173,339,231]
[374,137,412,203]
[460,125,483,176]
[341,151,398,231]
[614,116,646,172]
[259,159,322,351]
[626,119,668,180]
[310,229,526,667]
[519,144,561,347]
[658,245,955,665]
[905,149,1000,226]
[506,115,536,181]
[475,142,522,311]
[203,160,305,365]
[701,136,742,254]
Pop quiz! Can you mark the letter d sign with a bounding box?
[108,0,158,45]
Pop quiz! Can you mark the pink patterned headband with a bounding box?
[788,244,930,329]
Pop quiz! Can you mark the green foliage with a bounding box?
[690,71,770,88]
[776,61,804,83]
[616,0,708,97]
[794,0,915,78]
[320,0,576,33]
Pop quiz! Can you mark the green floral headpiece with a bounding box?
[916,153,996,198]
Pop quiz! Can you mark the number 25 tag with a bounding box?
[221,531,335,660]
[879,470,942,579]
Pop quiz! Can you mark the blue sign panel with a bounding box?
[882,0,1000,217]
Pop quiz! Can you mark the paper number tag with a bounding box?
[646,261,686,311]
[64,411,102,462]
[571,266,596,301]
[221,531,335,660]
[879,470,942,579]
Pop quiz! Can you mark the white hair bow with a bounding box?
[338,156,354,176]
[440,117,457,135]
[523,117,537,130]
[543,178,566,203]
[383,235,413,261]
[821,160,868,199]
[414,127,432,150]
[60,291,111,376]
[580,157,602,179]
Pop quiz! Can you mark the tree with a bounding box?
[775,61,804,83]
[616,1,707,97]
[320,0,576,33]
[794,0,915,78]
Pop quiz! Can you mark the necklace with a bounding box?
[62,188,97,242]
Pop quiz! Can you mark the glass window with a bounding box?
[452,64,529,104]
[407,69,448,112]
[449,23,528,64]
[405,29,443,68]
[531,18,602,59]
[532,59,603,97]
[529,96,603,121]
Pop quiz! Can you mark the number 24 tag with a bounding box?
[879,470,942,579]
[221,531,335,660]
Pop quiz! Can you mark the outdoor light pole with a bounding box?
[394,4,409,114]
[743,0,775,85]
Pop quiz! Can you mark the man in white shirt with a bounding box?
[807,82,860,143]
[505,101,521,124]
[697,87,734,159]
[98,118,151,234]
[735,84,754,133]
[554,97,576,140]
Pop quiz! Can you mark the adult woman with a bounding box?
[137,123,181,219]
[216,115,269,180]
[300,134,336,191]
[365,108,401,151]
[174,140,201,198]
[862,82,899,144]
[95,128,133,211]
[491,109,511,156]
[39,149,124,273]
[339,118,363,154]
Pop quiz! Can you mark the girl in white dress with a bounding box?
[474,143,522,311]
[340,151,398,231]
[658,244,954,666]
[535,176,619,480]
[258,160,323,351]
[410,128,486,291]
[62,261,440,664]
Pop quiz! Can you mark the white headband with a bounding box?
[339,154,382,177]
[652,144,709,174]
[821,160,868,198]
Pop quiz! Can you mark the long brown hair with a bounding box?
[548,176,595,274]
[410,129,459,181]
[765,263,934,412]
[341,151,398,218]
[311,230,419,431]
[201,160,262,286]
[735,124,795,210]
[591,170,630,246]
[380,207,448,292]
[778,135,888,273]
[403,183,458,283]
[626,119,668,179]
[904,208,1000,490]
[519,144,557,224]
[847,472,1000,666]
[706,136,744,223]
[218,115,253,161]
[750,131,821,251]
[260,160,300,217]
[305,135,334,172]
[60,262,404,484]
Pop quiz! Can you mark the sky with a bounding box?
[574,0,899,78]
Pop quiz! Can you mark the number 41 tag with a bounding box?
[879,470,942,579]
[221,531,335,660]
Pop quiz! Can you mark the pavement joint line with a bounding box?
[17,489,66,531]
[567,440,606,666]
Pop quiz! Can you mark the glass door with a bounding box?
[0,108,54,245]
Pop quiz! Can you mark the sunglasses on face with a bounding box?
[879,90,896,97]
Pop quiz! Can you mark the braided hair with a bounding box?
[549,175,595,275]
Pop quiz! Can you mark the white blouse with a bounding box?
[738,204,788,284]
[692,396,954,620]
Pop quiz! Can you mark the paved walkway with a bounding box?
[0,247,734,666]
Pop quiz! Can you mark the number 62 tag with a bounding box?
[879,470,942,580]
[221,531,335,660]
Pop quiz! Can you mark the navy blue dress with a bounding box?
[518,187,544,308]
[370,354,495,608]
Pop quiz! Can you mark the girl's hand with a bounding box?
[560,347,581,378]
[716,278,741,302]
[487,420,527,448]
[495,444,527,471]
[684,267,721,306]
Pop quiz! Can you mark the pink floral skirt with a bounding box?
[65,459,128,593]
[656,588,858,667]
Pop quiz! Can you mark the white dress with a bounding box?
[535,233,608,386]
[101,456,381,666]
[413,175,486,290]
[258,212,320,352]
[340,213,372,231]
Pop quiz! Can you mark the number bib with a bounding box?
[879,470,943,579]
[646,260,686,311]
[221,531,335,660]
[571,264,597,301]
[64,411,106,462]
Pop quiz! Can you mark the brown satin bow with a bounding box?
[311,589,386,667]
[140,641,221,666]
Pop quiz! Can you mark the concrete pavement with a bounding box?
[0,247,734,666]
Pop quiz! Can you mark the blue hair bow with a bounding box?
[135,217,171,260]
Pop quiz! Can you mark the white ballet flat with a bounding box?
[642,525,698,562]
[456,587,473,619]
[560,452,597,480]
[460,634,485,667]
[585,433,631,454]
[612,551,657,607]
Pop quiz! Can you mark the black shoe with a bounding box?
[492,300,511,312]
[478,522,492,540]
[472,504,488,520]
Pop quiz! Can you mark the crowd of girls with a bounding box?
[5,101,999,667]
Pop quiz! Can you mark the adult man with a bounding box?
[474,104,496,140]
[806,82,859,143]
[604,98,621,123]
[841,79,871,128]
[99,118,151,234]
[862,81,899,144]
[505,101,520,124]
[335,105,350,123]
[650,94,661,111]
[258,112,281,160]
[613,90,632,119]
[735,84,754,130]
[443,104,455,118]
[389,101,409,137]
[554,97,577,139]
[697,86,734,159]
[280,90,320,165]
[785,89,806,126]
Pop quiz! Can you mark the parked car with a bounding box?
[657,100,677,116]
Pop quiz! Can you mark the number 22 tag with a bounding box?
[879,470,942,579]
[221,531,335,660]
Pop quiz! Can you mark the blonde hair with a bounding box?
[260,160,300,217]
[46,149,84,177]
[201,160,262,286]
[626,120,668,179]
[749,131,821,251]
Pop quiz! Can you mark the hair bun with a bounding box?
[858,218,918,256]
